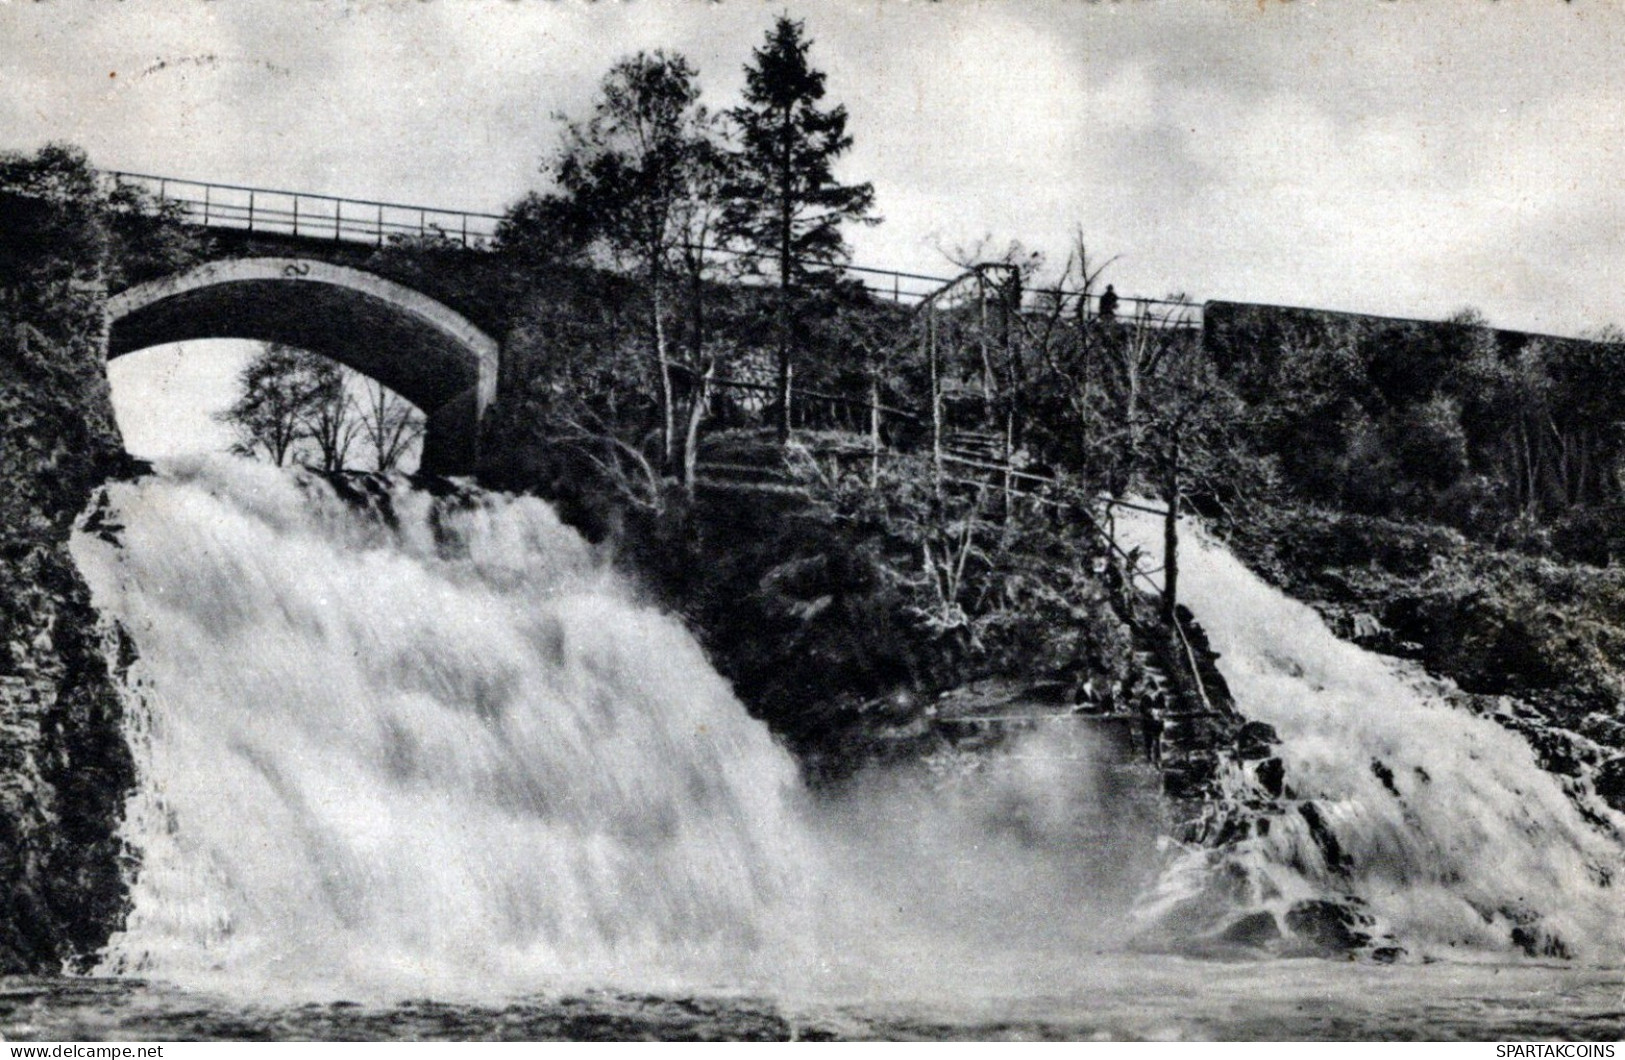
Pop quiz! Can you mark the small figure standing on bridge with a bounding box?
[1097,284,1119,322]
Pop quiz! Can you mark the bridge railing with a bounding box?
[106,171,505,249]
[682,240,1199,327]
[101,170,1198,326]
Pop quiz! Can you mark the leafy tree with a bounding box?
[723,15,877,439]
[217,343,343,467]
[0,144,110,295]
[103,183,207,288]
[551,50,728,478]
[0,144,204,297]
[495,190,590,269]
[304,365,358,474]
[219,343,429,473]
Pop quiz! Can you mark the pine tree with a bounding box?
[723,15,876,439]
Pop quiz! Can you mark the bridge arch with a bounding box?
[107,257,497,475]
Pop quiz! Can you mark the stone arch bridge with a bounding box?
[99,170,1206,477]
[108,256,498,476]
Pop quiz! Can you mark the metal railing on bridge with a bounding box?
[106,171,506,249]
[103,169,1200,326]
[689,238,1199,326]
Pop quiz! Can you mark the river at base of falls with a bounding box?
[5,961,1625,1040]
[53,459,1625,1039]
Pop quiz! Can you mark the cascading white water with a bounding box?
[72,456,821,998]
[71,457,1164,1003]
[76,456,1623,1006]
[1116,509,1625,961]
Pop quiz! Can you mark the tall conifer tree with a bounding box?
[723,16,876,438]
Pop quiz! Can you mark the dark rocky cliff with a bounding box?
[0,181,140,972]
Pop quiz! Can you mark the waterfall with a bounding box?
[71,457,1164,1002]
[72,457,820,998]
[72,455,1621,1004]
[1115,509,1625,961]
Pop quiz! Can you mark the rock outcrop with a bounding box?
[0,174,140,972]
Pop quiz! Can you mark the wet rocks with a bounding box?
[1297,802,1354,877]
[1236,721,1278,761]
[1592,756,1625,813]
[1253,756,1286,798]
[1284,899,1369,951]
[0,175,140,972]
[1282,898,1401,961]
[1218,911,1283,949]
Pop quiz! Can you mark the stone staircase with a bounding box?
[941,428,1008,467]
[691,430,806,498]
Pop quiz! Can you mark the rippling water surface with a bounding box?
[5,961,1625,1041]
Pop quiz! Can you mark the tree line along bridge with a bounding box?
[101,171,1200,477]
[106,170,1573,497]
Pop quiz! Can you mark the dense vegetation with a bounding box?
[462,22,1244,772]
[11,15,1625,791]
[1206,302,1625,564]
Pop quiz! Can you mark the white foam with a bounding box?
[74,458,1165,1003]
[1117,508,1625,959]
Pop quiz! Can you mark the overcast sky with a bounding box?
[6,0,1623,453]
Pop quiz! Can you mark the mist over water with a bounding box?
[71,458,1162,1003]
[805,721,1167,1000]
[1117,510,1625,962]
[68,459,1625,1012]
